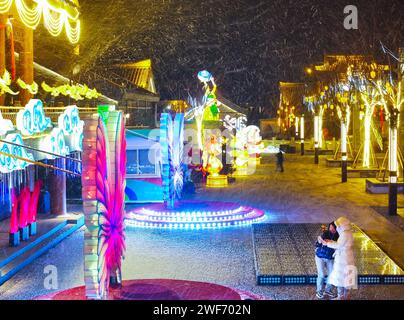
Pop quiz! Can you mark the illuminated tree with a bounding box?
[354,84,382,168]
[305,88,326,164]
[334,81,355,183]
[374,79,404,215]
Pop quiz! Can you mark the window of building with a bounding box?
[126,149,159,177]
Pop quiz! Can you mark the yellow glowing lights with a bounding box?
[359,87,379,168]
[373,81,403,181]
[0,0,80,44]
[17,78,39,95]
[0,70,19,96]
[300,116,304,140]
[41,82,101,100]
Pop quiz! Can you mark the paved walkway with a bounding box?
[186,153,404,267]
[0,153,403,300]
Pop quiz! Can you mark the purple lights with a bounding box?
[125,201,265,229]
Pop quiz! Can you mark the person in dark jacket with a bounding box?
[315,221,339,299]
[276,150,284,172]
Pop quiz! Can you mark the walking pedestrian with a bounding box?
[276,149,284,172]
[321,216,356,300]
[315,222,339,299]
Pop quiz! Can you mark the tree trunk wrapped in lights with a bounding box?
[333,80,355,183]
[374,80,403,216]
[336,101,351,183]
[349,82,382,169]
[305,93,325,164]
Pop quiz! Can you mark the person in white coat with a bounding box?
[320,216,356,300]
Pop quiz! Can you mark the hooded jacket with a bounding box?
[325,217,355,288]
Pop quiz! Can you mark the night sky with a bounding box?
[35,0,403,116]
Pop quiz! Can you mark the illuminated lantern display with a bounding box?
[229,125,263,175]
[223,115,247,133]
[243,125,264,165]
[81,107,126,299]
[194,70,219,150]
[58,105,84,151]
[160,112,185,208]
[9,188,19,246]
[16,99,51,136]
[0,70,19,96]
[0,0,81,44]
[18,186,30,241]
[42,82,101,100]
[0,134,34,173]
[202,135,228,188]
[0,109,14,136]
[41,128,69,159]
[204,134,228,188]
[17,79,39,95]
[126,201,265,230]
[230,130,249,176]
[223,115,249,175]
[27,180,42,236]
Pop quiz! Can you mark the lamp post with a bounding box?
[335,80,352,183]
[388,107,399,216]
[300,115,305,155]
[341,116,348,183]
[314,115,319,164]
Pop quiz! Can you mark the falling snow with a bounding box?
[33,0,403,117]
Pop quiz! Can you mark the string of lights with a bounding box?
[0,0,80,44]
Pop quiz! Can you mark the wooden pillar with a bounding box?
[19,26,33,105]
[0,14,6,106]
[49,159,67,216]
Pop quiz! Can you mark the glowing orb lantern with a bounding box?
[197,70,213,83]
